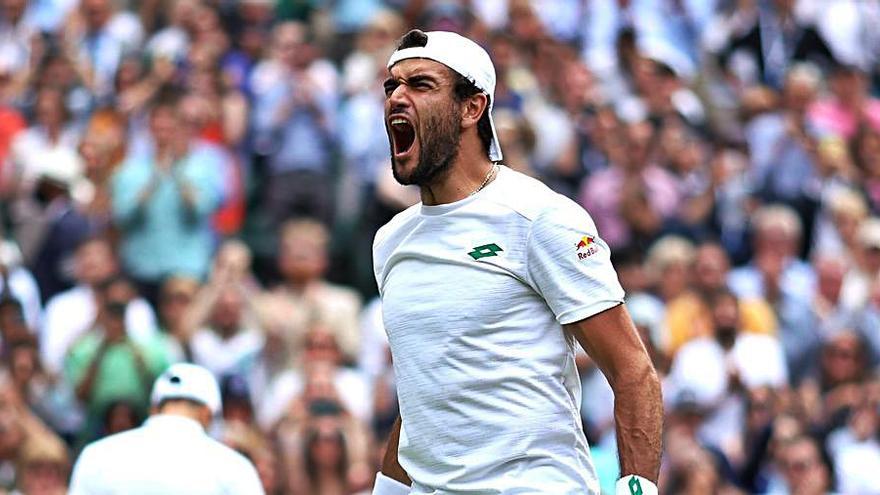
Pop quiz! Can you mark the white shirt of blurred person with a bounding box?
[41,236,156,375]
[7,87,81,194]
[840,217,880,312]
[190,284,263,378]
[0,240,42,331]
[257,327,370,431]
[372,30,661,494]
[824,380,880,492]
[69,363,264,495]
[666,289,788,458]
[257,219,361,365]
[250,22,338,225]
[728,204,815,305]
[64,0,143,99]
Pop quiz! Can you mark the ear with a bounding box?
[460,93,488,130]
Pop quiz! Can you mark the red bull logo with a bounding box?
[576,235,597,260]
[576,235,594,250]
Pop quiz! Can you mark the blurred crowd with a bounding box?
[0,0,879,493]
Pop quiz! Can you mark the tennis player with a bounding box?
[371,30,663,495]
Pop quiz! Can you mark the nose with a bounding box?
[387,82,411,111]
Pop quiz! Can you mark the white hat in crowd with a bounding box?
[151,363,222,415]
[387,30,503,162]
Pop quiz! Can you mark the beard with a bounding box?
[390,103,461,186]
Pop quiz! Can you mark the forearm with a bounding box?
[612,364,663,482]
[381,416,411,485]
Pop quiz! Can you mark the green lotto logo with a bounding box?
[628,476,643,495]
[468,243,503,260]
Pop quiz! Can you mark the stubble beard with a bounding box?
[391,104,461,187]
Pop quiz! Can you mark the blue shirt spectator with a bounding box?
[111,99,221,285]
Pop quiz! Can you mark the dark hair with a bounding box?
[150,88,181,117]
[396,29,428,50]
[395,29,495,160]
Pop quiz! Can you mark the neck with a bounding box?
[420,146,495,206]
[155,406,209,429]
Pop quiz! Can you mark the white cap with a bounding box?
[151,363,222,415]
[37,149,84,189]
[387,30,503,162]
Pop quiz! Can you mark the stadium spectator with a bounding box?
[111,94,223,302]
[770,434,834,495]
[256,219,361,366]
[840,217,880,311]
[64,276,171,441]
[258,327,370,431]
[252,21,338,227]
[21,158,92,303]
[189,283,263,379]
[75,108,128,231]
[12,428,70,495]
[5,334,82,442]
[808,62,880,140]
[708,0,834,89]
[665,240,776,356]
[579,118,680,249]
[154,275,198,362]
[0,240,41,331]
[40,235,155,375]
[729,204,815,303]
[666,289,788,461]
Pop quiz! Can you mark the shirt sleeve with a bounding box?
[525,200,625,325]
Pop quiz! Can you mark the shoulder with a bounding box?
[79,427,144,459]
[205,437,259,473]
[485,167,580,224]
[45,286,85,311]
[372,203,421,255]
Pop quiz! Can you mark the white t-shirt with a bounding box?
[190,326,265,378]
[41,285,157,374]
[257,366,372,430]
[373,166,625,494]
[69,415,264,495]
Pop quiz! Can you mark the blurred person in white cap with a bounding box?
[68,363,264,495]
[372,29,661,495]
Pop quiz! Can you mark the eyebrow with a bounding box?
[383,73,442,89]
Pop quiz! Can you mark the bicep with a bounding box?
[564,303,650,389]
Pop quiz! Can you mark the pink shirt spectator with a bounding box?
[579,164,681,248]
[808,98,880,139]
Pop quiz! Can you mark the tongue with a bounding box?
[393,124,415,155]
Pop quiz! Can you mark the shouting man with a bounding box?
[371,30,662,495]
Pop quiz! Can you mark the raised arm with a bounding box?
[565,303,663,489]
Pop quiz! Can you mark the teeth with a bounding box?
[391,118,407,125]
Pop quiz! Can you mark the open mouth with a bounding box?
[390,118,416,156]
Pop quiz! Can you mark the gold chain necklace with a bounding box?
[470,164,498,197]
